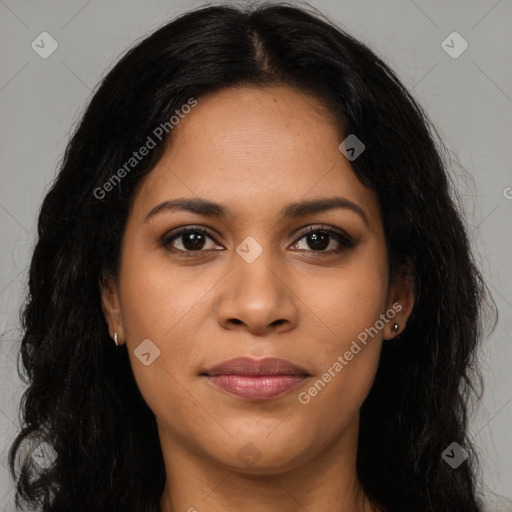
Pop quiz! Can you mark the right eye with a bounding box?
[161,226,224,255]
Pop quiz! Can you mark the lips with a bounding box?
[203,356,310,376]
[201,357,310,400]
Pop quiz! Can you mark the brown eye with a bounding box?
[179,231,207,251]
[162,227,223,254]
[291,226,355,254]
[304,231,330,251]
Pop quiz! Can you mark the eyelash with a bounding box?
[161,224,355,257]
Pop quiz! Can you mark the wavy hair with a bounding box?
[8,3,492,511]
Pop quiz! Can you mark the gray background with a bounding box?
[0,0,510,510]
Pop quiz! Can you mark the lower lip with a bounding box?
[205,374,308,400]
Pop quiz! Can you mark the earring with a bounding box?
[113,332,119,346]
[392,323,399,333]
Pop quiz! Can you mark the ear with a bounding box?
[100,274,125,345]
[383,262,415,340]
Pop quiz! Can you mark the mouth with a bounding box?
[200,357,311,400]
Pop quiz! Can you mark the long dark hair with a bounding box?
[8,3,493,511]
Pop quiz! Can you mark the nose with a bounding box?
[216,248,299,336]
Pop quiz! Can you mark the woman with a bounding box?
[8,3,492,511]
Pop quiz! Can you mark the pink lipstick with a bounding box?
[202,357,310,400]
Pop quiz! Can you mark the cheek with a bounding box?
[117,244,215,341]
[305,246,389,350]
[296,344,381,442]
[115,246,210,414]
[296,289,385,434]
[294,246,388,416]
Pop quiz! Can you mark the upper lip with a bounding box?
[202,357,310,376]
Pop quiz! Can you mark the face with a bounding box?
[102,86,413,475]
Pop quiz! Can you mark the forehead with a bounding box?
[133,86,380,229]
[164,85,343,170]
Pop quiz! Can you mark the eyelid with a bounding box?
[161,225,223,247]
[292,223,354,242]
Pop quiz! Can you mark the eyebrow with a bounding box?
[145,196,369,226]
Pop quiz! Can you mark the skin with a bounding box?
[101,86,414,512]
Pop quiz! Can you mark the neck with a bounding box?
[158,417,378,512]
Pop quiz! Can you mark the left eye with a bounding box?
[291,227,353,253]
